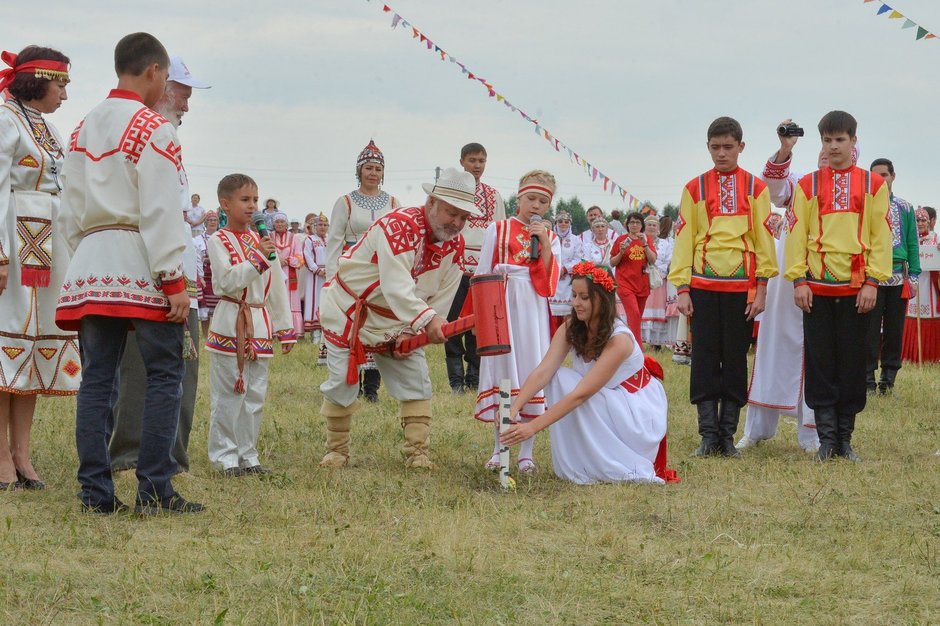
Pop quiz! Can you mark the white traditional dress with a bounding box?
[302,232,327,333]
[741,154,818,450]
[273,229,304,336]
[474,217,560,421]
[205,227,294,471]
[325,189,398,279]
[193,230,220,320]
[0,100,80,395]
[549,225,583,317]
[57,89,188,330]
[582,235,613,267]
[641,236,673,346]
[903,231,940,363]
[546,321,667,484]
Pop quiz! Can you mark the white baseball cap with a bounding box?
[168,55,210,89]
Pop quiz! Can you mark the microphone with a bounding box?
[529,215,542,261]
[251,211,278,261]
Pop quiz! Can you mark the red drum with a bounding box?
[469,273,511,356]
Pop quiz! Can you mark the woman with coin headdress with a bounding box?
[325,140,400,402]
[0,46,79,490]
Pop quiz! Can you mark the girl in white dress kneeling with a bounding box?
[502,262,678,485]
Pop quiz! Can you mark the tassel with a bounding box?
[182,323,197,361]
[901,279,913,300]
[234,373,246,394]
[346,342,365,385]
[20,267,51,288]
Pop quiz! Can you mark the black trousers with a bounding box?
[803,294,871,416]
[689,289,753,406]
[866,284,906,382]
[444,274,479,388]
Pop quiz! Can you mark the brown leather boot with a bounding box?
[319,399,358,467]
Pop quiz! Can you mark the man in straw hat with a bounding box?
[317,167,482,469]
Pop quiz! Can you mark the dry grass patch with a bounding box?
[1,342,938,624]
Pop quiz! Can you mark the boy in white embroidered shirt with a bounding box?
[205,174,295,476]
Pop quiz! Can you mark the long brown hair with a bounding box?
[566,276,618,361]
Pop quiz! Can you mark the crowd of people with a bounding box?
[1,33,937,513]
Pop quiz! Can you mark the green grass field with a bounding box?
[2,340,939,625]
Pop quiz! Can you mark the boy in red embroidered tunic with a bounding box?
[56,33,200,515]
[445,142,506,393]
[784,110,891,461]
[667,116,777,458]
[205,175,294,475]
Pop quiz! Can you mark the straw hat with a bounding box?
[421,167,483,217]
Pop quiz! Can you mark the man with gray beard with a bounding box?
[109,56,210,474]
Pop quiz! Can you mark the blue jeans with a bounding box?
[75,316,184,506]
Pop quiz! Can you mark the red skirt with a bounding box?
[902,316,940,363]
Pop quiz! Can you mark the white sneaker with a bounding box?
[802,443,820,454]
[735,435,760,450]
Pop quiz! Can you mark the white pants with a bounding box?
[743,399,819,450]
[320,342,432,408]
[208,354,270,470]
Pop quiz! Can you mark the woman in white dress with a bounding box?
[0,46,78,490]
[501,261,677,485]
[325,140,399,402]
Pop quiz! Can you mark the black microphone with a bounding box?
[251,211,278,261]
[529,215,543,261]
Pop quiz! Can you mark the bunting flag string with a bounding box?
[864,1,938,41]
[373,2,642,208]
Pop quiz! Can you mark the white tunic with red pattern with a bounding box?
[205,228,294,358]
[56,90,188,330]
[461,181,506,274]
[318,205,464,353]
[302,233,328,331]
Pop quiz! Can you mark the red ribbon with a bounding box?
[0,51,69,93]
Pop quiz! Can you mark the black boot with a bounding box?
[814,406,839,460]
[865,370,877,395]
[691,401,721,457]
[878,367,898,396]
[718,400,742,458]
[362,369,381,402]
[445,354,466,392]
[838,412,862,462]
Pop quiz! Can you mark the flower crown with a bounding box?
[571,261,616,293]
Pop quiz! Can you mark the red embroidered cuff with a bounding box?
[757,277,769,285]
[792,278,807,287]
[277,330,297,343]
[762,155,791,180]
[161,276,186,295]
[676,285,690,295]
[864,277,879,287]
[248,250,270,274]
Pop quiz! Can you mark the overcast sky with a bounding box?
[3,0,939,223]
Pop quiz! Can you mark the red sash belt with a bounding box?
[335,274,398,384]
[221,295,264,394]
[619,367,652,393]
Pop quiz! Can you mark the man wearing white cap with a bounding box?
[110,55,210,474]
[318,167,482,469]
